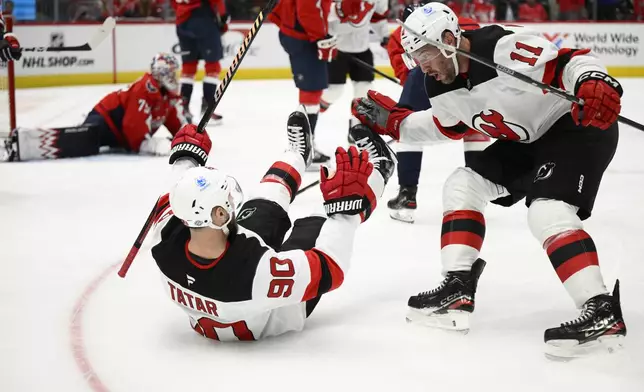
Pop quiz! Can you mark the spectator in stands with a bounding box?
[597,0,619,19]
[518,0,548,21]
[494,0,519,21]
[558,0,586,20]
[446,0,465,16]
[634,0,644,20]
[468,0,496,21]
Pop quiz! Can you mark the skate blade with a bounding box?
[406,308,470,334]
[389,209,415,223]
[305,161,330,172]
[544,335,625,361]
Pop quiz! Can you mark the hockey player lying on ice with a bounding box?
[148,107,395,341]
[3,53,188,162]
[352,2,626,359]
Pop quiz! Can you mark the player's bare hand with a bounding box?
[572,71,622,130]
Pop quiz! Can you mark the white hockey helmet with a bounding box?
[401,3,462,73]
[169,166,244,232]
[150,52,180,92]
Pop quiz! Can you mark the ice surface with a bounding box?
[1,79,643,392]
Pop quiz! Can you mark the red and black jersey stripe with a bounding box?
[441,210,486,250]
[545,230,599,282]
[260,161,302,202]
[542,48,591,91]
[303,248,344,302]
[433,117,472,140]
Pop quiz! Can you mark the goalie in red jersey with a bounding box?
[3,53,189,162]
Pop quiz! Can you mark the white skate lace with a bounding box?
[287,125,305,155]
[562,299,598,327]
[354,136,387,169]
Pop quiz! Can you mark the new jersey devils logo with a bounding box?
[471,110,529,141]
[336,0,375,26]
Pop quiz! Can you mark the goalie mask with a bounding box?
[401,2,462,76]
[170,166,244,234]
[150,53,180,93]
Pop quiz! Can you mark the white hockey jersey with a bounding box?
[149,162,361,341]
[399,25,607,145]
[328,0,389,53]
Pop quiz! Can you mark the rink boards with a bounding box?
[12,21,644,88]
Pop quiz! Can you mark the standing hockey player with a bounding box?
[320,0,389,143]
[384,5,489,223]
[172,0,227,125]
[353,2,626,358]
[0,12,21,62]
[148,108,394,341]
[268,0,336,165]
[4,53,187,161]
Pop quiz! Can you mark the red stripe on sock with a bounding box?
[441,231,484,250]
[555,252,599,282]
[271,161,302,188]
[545,230,591,255]
[443,210,485,225]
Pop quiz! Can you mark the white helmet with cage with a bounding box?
[401,2,462,73]
[169,166,244,233]
[150,52,180,92]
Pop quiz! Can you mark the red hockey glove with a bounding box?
[317,35,338,62]
[571,71,622,130]
[320,146,373,217]
[169,124,212,166]
[351,90,413,140]
[0,33,21,62]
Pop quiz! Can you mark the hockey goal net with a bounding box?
[0,13,16,140]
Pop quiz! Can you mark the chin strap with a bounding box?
[440,34,461,75]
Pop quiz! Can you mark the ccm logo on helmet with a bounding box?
[170,143,209,162]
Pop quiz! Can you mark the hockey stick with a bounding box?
[117,197,159,277]
[198,0,278,132]
[296,138,397,195]
[21,17,116,52]
[397,20,644,133]
[344,53,400,85]
[117,0,277,278]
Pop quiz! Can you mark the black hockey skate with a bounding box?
[201,99,223,126]
[349,124,396,184]
[387,186,417,223]
[544,280,626,360]
[407,258,487,333]
[306,145,330,172]
[287,107,314,168]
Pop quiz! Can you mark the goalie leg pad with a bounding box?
[14,125,101,161]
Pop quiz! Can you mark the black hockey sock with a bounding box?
[397,151,423,186]
[202,82,217,106]
[181,83,193,106]
[307,113,318,135]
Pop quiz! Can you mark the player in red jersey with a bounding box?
[268,0,336,165]
[4,53,189,161]
[172,0,227,125]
